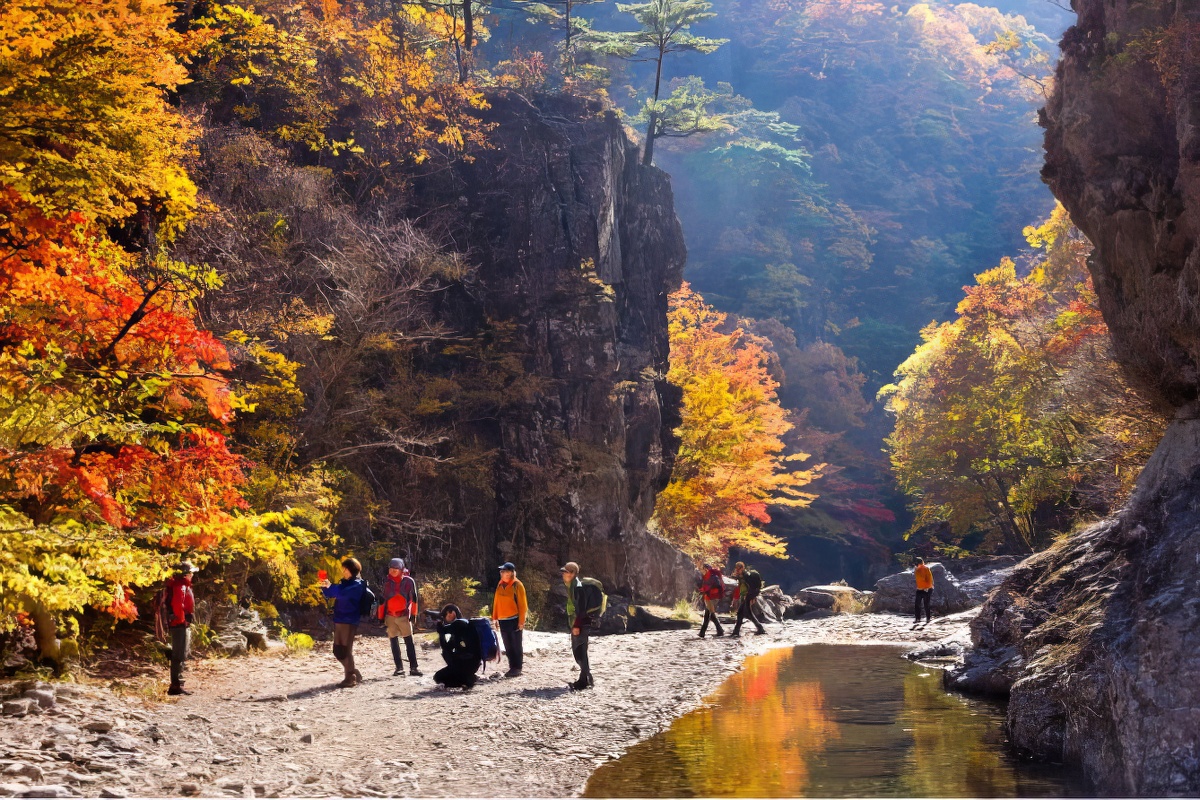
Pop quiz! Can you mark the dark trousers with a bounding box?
[732,595,766,634]
[169,626,190,688]
[434,659,479,689]
[915,589,932,623]
[389,636,419,672]
[333,622,358,679]
[571,625,591,683]
[499,617,523,672]
[699,597,724,636]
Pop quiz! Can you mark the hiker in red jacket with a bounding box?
[160,561,198,696]
[698,563,726,638]
[378,558,422,677]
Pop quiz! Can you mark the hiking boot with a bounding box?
[167,686,191,696]
[393,668,405,676]
[408,669,423,677]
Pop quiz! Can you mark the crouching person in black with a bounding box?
[434,604,481,690]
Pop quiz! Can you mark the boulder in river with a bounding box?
[797,584,869,614]
[869,563,971,614]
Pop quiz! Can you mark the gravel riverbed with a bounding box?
[0,611,973,798]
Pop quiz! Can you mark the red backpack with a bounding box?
[703,569,724,600]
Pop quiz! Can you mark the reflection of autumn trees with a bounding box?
[586,644,1082,798]
[586,646,839,797]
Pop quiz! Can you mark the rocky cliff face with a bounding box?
[417,91,695,601]
[952,3,1200,793]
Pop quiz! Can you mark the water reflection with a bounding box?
[584,644,1087,798]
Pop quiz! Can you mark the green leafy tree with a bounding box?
[881,207,1165,555]
[584,0,726,164]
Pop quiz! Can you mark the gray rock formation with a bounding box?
[416,91,694,601]
[798,584,870,614]
[869,563,970,615]
[955,2,1200,791]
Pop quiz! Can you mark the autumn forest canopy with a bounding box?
[0,0,1170,658]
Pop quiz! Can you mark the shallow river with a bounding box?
[584,644,1088,797]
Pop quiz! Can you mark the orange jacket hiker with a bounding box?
[915,563,934,590]
[492,578,528,627]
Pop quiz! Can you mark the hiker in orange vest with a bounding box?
[491,562,528,678]
[913,557,934,626]
[379,558,422,677]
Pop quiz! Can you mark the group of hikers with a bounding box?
[157,554,939,696]
[157,557,605,695]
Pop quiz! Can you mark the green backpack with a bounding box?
[580,577,607,618]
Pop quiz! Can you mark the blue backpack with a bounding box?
[470,618,500,672]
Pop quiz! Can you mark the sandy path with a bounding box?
[0,612,971,798]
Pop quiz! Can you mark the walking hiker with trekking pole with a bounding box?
[730,562,767,637]
[697,563,726,638]
[158,561,198,696]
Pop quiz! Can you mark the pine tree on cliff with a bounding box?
[584,0,726,165]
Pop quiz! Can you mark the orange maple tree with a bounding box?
[654,284,821,562]
[0,190,255,643]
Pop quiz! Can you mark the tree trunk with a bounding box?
[642,112,658,166]
[23,597,62,671]
[992,476,1034,554]
[460,0,474,83]
[564,0,573,76]
[642,50,666,166]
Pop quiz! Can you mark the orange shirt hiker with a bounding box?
[915,563,934,590]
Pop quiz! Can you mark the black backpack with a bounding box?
[746,569,763,594]
[358,580,376,618]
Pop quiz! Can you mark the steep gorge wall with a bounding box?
[950,2,1200,793]
[415,91,696,601]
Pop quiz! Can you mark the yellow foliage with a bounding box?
[654,284,821,563]
[0,0,198,235]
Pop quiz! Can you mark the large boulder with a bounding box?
[869,563,971,615]
[596,595,630,635]
[624,604,692,633]
[797,583,869,614]
[209,605,275,655]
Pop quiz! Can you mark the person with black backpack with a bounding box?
[434,604,482,690]
[319,557,372,688]
[560,561,604,691]
[730,562,767,637]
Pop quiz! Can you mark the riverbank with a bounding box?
[0,612,972,798]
